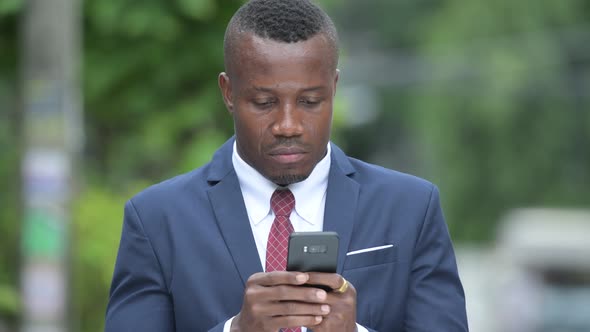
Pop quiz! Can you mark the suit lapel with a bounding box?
[205,139,359,283]
[323,144,360,275]
[207,138,263,286]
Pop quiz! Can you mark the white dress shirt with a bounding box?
[223,142,368,332]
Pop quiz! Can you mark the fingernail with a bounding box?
[296,274,308,283]
[321,304,330,313]
[316,289,327,300]
[315,316,323,323]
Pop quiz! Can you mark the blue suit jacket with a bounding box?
[105,138,468,331]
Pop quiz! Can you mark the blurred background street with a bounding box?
[0,0,589,331]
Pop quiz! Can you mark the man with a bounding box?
[105,0,468,331]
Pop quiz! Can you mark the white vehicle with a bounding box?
[458,208,590,332]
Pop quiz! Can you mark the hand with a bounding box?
[231,271,331,332]
[305,273,357,332]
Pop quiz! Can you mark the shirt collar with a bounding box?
[232,142,331,225]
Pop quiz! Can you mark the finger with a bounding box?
[305,272,345,291]
[264,301,331,317]
[247,271,309,287]
[270,314,324,329]
[254,284,328,304]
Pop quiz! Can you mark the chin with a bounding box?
[270,173,309,186]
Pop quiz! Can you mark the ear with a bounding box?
[218,72,234,113]
[333,69,340,96]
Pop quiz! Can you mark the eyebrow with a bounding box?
[252,86,327,93]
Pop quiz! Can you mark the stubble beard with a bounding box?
[270,173,309,186]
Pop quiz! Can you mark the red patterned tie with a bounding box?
[266,189,301,332]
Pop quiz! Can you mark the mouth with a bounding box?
[268,147,308,164]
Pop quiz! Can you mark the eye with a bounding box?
[252,99,276,109]
[298,98,322,107]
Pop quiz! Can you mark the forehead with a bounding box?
[230,34,336,86]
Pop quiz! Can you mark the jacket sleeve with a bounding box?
[105,200,175,331]
[405,186,469,331]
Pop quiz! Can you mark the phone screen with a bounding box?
[286,231,339,273]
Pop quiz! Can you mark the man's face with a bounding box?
[219,34,339,185]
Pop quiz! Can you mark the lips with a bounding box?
[268,146,307,164]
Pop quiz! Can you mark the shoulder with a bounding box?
[350,157,434,192]
[129,137,235,208]
[129,163,213,211]
[330,142,436,199]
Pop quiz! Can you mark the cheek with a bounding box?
[314,109,333,137]
[236,112,271,151]
[256,126,267,151]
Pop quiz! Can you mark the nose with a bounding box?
[272,103,303,137]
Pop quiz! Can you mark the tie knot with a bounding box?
[271,189,295,217]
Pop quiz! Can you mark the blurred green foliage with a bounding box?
[0,0,589,331]
[83,0,239,184]
[412,0,590,241]
[72,184,147,330]
[335,0,590,241]
[1,0,242,330]
[79,1,242,330]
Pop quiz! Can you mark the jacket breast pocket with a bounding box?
[343,245,398,270]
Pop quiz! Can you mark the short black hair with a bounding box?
[223,0,339,73]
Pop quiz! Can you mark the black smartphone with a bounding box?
[286,231,339,273]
